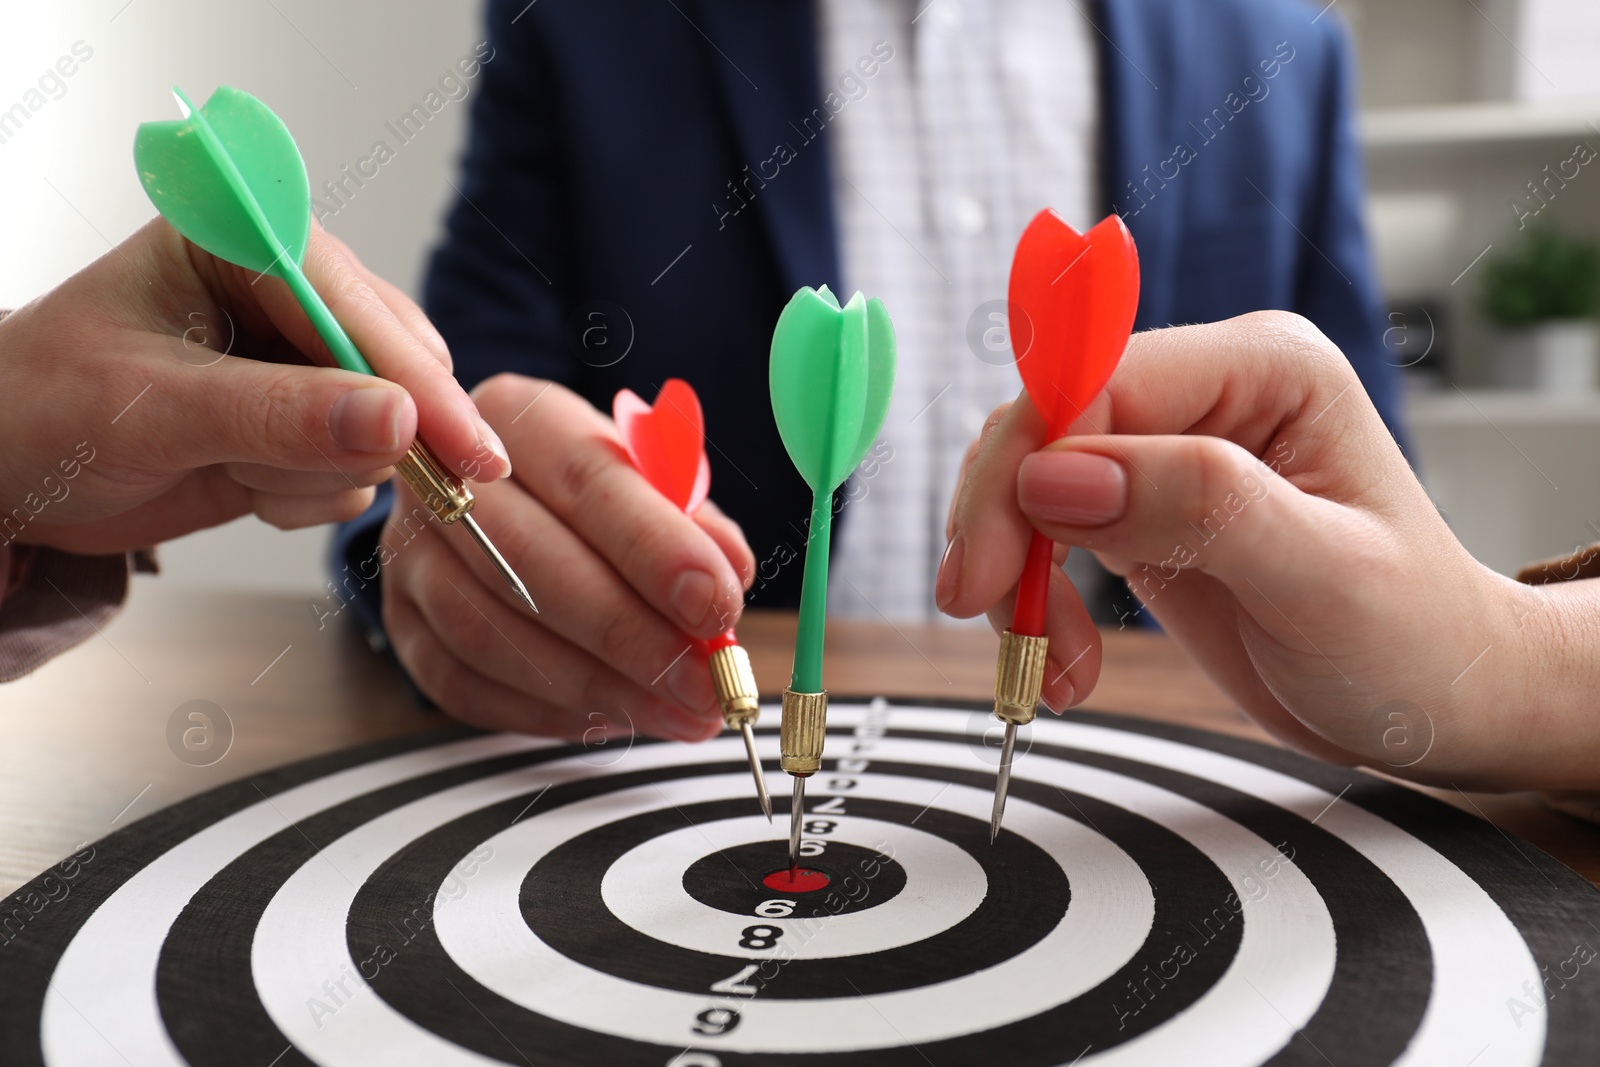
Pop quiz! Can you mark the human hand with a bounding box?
[939,312,1543,788]
[0,218,508,555]
[381,374,755,742]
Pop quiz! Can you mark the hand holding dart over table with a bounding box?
[987,210,1140,842]
[133,86,536,613]
[613,380,770,820]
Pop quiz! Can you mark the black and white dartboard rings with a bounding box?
[3,699,1598,1066]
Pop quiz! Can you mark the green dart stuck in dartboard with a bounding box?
[768,284,896,871]
[133,85,536,613]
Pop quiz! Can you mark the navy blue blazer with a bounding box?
[336,0,1402,616]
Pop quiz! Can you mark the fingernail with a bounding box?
[671,570,716,633]
[665,654,717,714]
[935,532,964,611]
[478,420,511,478]
[329,388,405,453]
[1019,451,1126,526]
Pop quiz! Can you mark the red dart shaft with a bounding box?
[1011,531,1056,639]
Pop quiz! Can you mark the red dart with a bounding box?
[990,210,1140,842]
[612,380,771,821]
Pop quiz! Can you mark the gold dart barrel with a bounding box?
[395,440,538,613]
[990,629,1048,844]
[711,644,771,821]
[779,688,828,775]
[993,629,1049,726]
[396,441,474,523]
[781,688,827,869]
[709,645,760,726]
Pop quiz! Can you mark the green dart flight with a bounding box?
[768,284,895,869]
[133,85,537,614]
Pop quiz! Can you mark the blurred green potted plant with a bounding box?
[1481,227,1600,391]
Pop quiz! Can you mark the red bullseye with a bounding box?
[762,867,830,893]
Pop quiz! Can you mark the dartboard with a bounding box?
[3,699,1597,1066]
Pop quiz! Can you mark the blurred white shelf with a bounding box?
[1406,388,1600,426]
[1406,388,1600,577]
[1361,99,1600,152]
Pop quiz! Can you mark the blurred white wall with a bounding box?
[0,0,484,592]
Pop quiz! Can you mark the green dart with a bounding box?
[133,86,536,614]
[768,285,895,869]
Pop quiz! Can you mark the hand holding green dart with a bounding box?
[769,284,895,868]
[134,86,536,613]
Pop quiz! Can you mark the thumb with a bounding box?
[137,356,418,472]
[1017,435,1354,600]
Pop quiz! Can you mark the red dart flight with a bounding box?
[613,378,711,516]
[1005,210,1141,635]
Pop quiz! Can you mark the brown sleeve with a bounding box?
[0,548,149,683]
[1516,542,1600,586]
[0,309,166,681]
[1517,544,1600,824]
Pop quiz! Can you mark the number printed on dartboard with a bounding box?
[799,794,844,857]
[670,704,896,1061]
[675,789,855,1058]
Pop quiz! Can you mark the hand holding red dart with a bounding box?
[989,210,1140,841]
[613,380,771,821]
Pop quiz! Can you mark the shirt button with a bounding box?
[951,193,987,236]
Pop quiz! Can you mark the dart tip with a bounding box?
[511,579,540,615]
[989,723,1018,845]
[461,513,539,613]
[500,569,538,613]
[988,780,1008,844]
[739,721,773,823]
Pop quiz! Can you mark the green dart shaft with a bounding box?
[281,264,373,377]
[791,488,833,693]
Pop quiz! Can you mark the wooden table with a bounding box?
[1,580,1596,896]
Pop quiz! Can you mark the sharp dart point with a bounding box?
[990,723,1018,844]
[740,721,772,822]
[462,513,538,613]
[788,778,806,871]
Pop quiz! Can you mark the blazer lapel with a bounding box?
[1096,0,1189,330]
[688,0,841,297]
